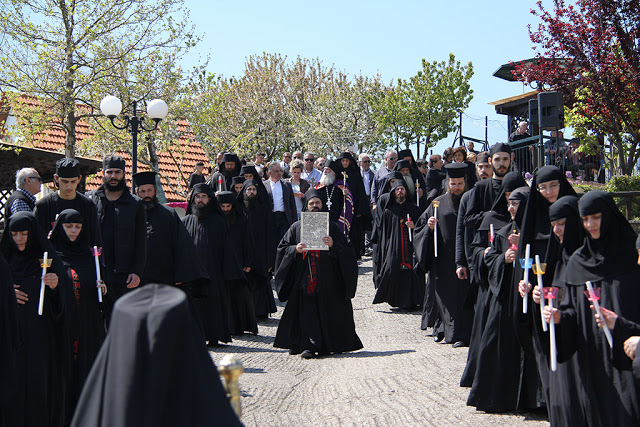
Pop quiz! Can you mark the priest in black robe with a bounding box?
[415,163,471,346]
[467,187,542,413]
[217,191,258,335]
[35,157,102,247]
[237,179,277,319]
[133,172,207,294]
[70,285,241,427]
[183,184,245,345]
[208,152,242,192]
[373,180,422,309]
[274,190,362,359]
[314,160,348,229]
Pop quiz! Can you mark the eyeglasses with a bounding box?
[28,176,42,182]
[537,183,560,192]
[361,160,371,164]
[304,159,315,162]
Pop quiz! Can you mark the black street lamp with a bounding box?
[99,96,168,175]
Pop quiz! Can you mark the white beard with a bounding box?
[320,172,335,186]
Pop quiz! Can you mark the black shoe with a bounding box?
[433,333,444,343]
[452,341,466,348]
[301,350,316,359]
[289,347,302,355]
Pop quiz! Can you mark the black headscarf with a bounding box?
[381,171,404,195]
[302,189,329,212]
[508,186,530,228]
[50,209,91,260]
[1,211,54,280]
[548,195,585,288]
[565,190,638,284]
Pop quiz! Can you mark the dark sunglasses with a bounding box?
[361,160,371,164]
[304,159,315,162]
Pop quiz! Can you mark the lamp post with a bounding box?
[99,96,168,175]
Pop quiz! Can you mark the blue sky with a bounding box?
[183,0,544,157]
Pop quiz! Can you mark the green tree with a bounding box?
[0,0,200,158]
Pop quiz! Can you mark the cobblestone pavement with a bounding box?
[210,258,550,426]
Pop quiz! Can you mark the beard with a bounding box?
[103,176,126,192]
[243,193,257,210]
[142,196,158,211]
[193,201,212,219]
[309,206,321,212]
[223,209,236,226]
[492,164,510,178]
[320,172,335,186]
[395,194,406,204]
[449,191,463,205]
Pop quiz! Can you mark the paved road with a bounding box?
[210,258,549,426]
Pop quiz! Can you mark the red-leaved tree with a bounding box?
[514,0,640,175]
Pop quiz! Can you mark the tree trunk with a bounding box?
[62,0,76,159]
[147,137,167,203]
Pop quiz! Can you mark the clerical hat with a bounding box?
[215,191,235,205]
[444,162,468,179]
[133,171,157,187]
[231,176,245,186]
[489,143,512,157]
[476,151,490,163]
[56,157,80,178]
[324,160,341,173]
[103,154,126,171]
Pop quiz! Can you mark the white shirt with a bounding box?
[361,168,371,196]
[301,168,322,186]
[269,179,285,212]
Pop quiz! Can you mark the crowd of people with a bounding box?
[1,138,638,425]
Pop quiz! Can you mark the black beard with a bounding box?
[492,164,510,178]
[142,196,158,211]
[243,194,257,209]
[193,202,212,219]
[309,207,321,212]
[223,209,236,226]
[104,176,126,192]
[450,191,463,205]
[395,195,406,204]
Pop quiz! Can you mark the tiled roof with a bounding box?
[2,94,211,201]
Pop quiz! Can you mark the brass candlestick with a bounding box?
[218,354,244,418]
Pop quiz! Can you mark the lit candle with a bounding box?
[415,181,420,206]
[93,246,103,303]
[433,200,440,258]
[585,281,613,348]
[38,251,49,316]
[522,244,531,313]
[534,255,548,331]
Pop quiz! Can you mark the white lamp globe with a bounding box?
[100,96,122,117]
[147,99,168,120]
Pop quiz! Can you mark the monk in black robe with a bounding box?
[467,187,542,412]
[217,191,258,335]
[549,191,640,426]
[373,180,422,309]
[182,184,245,345]
[70,285,241,427]
[1,212,75,427]
[34,158,102,247]
[237,179,277,319]
[49,209,108,406]
[0,253,19,427]
[208,152,242,192]
[415,163,471,346]
[274,190,362,359]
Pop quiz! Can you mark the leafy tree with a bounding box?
[514,0,640,175]
[0,0,200,158]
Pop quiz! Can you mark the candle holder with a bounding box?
[543,287,558,299]
[39,258,53,268]
[584,288,601,302]
[532,263,547,275]
[91,247,102,257]
[519,258,533,269]
[432,200,440,208]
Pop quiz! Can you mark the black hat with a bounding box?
[56,157,80,178]
[103,154,126,171]
[132,171,156,187]
[239,165,259,178]
[397,149,414,160]
[302,189,328,212]
[444,162,468,178]
[476,151,490,163]
[221,153,239,163]
[508,186,530,201]
[395,159,412,170]
[231,176,245,186]
[215,191,236,205]
[192,183,214,197]
[324,160,341,173]
[489,143,512,157]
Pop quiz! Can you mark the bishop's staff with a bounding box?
[432,200,440,257]
[341,171,348,221]
[38,252,51,316]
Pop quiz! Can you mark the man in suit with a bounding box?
[359,153,375,256]
[265,162,298,247]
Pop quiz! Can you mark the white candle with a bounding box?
[416,182,420,206]
[93,246,103,303]
[549,295,557,371]
[523,244,531,313]
[434,205,438,258]
[535,255,548,331]
[407,214,412,242]
[585,281,613,348]
[490,223,495,242]
[38,251,48,316]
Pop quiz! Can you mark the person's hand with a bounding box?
[484,247,491,257]
[532,285,541,304]
[296,243,307,253]
[456,267,468,280]
[519,280,532,298]
[322,236,333,248]
[43,273,58,290]
[624,336,640,360]
[14,285,28,305]
[592,305,618,330]
[508,233,520,248]
[126,273,140,289]
[97,280,107,295]
[505,248,517,264]
[406,219,415,229]
[243,267,251,273]
[543,305,561,324]
[341,187,349,196]
[427,217,438,230]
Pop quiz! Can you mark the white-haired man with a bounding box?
[4,168,41,219]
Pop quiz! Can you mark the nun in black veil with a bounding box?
[49,209,108,404]
[1,211,75,426]
[0,252,19,427]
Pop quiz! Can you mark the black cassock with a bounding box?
[70,285,241,427]
[183,212,245,344]
[415,193,472,343]
[466,221,542,412]
[141,203,207,289]
[373,197,423,309]
[0,253,19,427]
[274,221,363,354]
[34,192,103,247]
